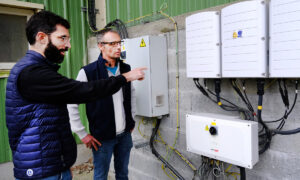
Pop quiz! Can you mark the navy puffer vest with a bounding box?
[5,51,77,179]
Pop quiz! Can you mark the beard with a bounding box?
[44,40,68,64]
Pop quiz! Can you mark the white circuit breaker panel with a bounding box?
[269,0,300,77]
[186,113,259,169]
[186,11,221,78]
[123,36,169,117]
[221,0,268,78]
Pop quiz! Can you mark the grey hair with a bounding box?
[96,28,120,44]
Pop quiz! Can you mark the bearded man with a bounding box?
[5,10,145,180]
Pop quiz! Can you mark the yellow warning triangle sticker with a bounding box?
[140,38,146,47]
[205,125,209,131]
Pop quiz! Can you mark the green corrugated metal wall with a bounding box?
[0,79,11,163]
[106,0,239,26]
[0,0,91,163]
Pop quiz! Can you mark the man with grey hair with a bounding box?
[68,28,136,180]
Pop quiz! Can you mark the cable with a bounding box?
[278,79,289,109]
[256,79,272,154]
[214,79,222,105]
[272,80,300,135]
[157,129,197,172]
[231,79,255,114]
[273,128,300,135]
[242,80,255,114]
[150,118,185,180]
[225,164,240,180]
[239,167,246,180]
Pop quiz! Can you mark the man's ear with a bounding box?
[36,32,49,45]
[98,43,104,51]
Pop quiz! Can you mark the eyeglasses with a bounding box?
[100,40,124,47]
[58,35,71,43]
[47,33,71,44]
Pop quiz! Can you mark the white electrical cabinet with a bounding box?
[186,113,259,169]
[186,11,221,78]
[269,0,300,77]
[221,0,268,78]
[123,36,169,117]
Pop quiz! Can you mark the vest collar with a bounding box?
[26,50,61,71]
[97,54,124,67]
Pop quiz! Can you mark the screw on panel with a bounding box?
[217,74,221,77]
[261,37,265,41]
[216,43,220,46]
[262,73,266,76]
[261,1,265,5]
[216,12,220,15]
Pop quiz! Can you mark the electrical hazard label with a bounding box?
[233,32,238,39]
[140,38,146,47]
[205,125,209,131]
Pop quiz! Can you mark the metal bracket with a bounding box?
[81,7,99,14]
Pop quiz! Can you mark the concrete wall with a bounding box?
[87,2,300,180]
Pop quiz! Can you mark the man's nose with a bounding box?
[66,40,71,49]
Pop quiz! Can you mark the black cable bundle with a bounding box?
[193,78,253,120]
[105,19,129,39]
[260,80,298,134]
[272,80,300,135]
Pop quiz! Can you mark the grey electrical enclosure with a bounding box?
[123,36,169,117]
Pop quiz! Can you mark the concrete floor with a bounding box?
[0,144,110,180]
[0,161,13,180]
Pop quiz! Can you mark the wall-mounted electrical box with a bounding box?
[123,36,169,117]
[269,0,300,78]
[221,0,268,78]
[186,113,259,169]
[186,11,221,78]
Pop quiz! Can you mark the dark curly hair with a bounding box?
[26,10,70,45]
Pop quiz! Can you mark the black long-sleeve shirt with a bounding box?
[18,63,127,104]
